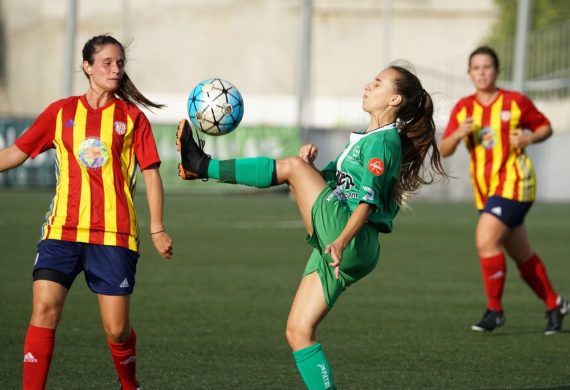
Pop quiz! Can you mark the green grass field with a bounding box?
[1,189,569,389]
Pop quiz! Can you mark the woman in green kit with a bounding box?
[177,64,446,389]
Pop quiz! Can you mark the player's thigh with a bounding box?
[31,280,69,328]
[475,213,510,255]
[97,294,131,342]
[503,224,533,263]
[276,157,327,234]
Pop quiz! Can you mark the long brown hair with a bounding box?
[389,65,447,205]
[82,34,164,110]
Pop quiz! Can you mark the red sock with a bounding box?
[480,253,506,311]
[23,325,55,390]
[108,328,138,390]
[517,253,559,309]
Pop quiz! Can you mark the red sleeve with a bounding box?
[442,101,462,139]
[516,94,550,131]
[15,102,59,158]
[131,109,161,171]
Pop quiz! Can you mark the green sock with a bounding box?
[293,343,336,389]
[206,157,276,188]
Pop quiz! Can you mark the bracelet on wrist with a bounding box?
[151,229,166,235]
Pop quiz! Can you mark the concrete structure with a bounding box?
[1,0,568,201]
[1,0,498,125]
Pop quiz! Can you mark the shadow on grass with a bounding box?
[470,329,570,336]
[477,387,570,390]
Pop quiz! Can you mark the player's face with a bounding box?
[362,68,399,114]
[468,54,498,92]
[84,44,125,93]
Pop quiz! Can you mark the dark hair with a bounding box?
[389,65,448,205]
[82,34,164,110]
[469,46,500,70]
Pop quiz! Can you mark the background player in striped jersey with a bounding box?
[177,63,447,389]
[440,46,568,335]
[0,35,173,389]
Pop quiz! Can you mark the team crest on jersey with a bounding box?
[500,110,511,122]
[336,171,355,190]
[477,127,496,149]
[77,137,109,169]
[346,145,361,164]
[114,121,127,135]
[367,158,384,176]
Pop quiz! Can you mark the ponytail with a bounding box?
[390,66,448,205]
[116,73,165,110]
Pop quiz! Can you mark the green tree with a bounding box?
[487,0,570,44]
[484,0,570,95]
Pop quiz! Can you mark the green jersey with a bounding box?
[321,124,401,233]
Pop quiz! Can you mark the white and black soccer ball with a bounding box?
[187,78,244,136]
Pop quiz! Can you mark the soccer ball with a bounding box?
[187,78,244,136]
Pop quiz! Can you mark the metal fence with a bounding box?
[492,20,570,99]
[0,118,55,187]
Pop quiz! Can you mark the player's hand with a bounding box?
[510,128,532,149]
[299,144,318,164]
[151,231,173,259]
[456,117,474,139]
[325,241,344,279]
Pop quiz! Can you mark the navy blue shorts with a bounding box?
[33,239,139,295]
[480,196,533,229]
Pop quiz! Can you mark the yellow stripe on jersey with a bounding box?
[44,109,67,240]
[512,100,536,201]
[488,95,504,195]
[502,152,518,200]
[123,115,138,250]
[472,102,487,208]
[74,101,91,242]
[456,106,483,208]
[502,100,521,199]
[101,105,117,246]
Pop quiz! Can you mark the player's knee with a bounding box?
[31,302,62,328]
[475,233,501,255]
[289,156,310,171]
[278,156,308,179]
[285,321,312,349]
[104,325,131,343]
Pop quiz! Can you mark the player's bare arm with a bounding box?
[440,118,474,157]
[0,145,29,172]
[142,166,173,259]
[510,124,553,149]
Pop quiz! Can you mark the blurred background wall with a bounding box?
[0,0,568,200]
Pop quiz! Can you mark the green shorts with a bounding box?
[305,186,380,308]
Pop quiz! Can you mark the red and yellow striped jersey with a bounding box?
[443,89,549,210]
[16,95,161,251]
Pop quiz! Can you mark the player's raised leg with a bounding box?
[176,118,326,232]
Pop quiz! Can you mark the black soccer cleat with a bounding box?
[176,119,211,180]
[471,309,505,332]
[118,378,143,390]
[544,296,570,335]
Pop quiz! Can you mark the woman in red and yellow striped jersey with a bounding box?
[441,46,567,335]
[0,35,172,389]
